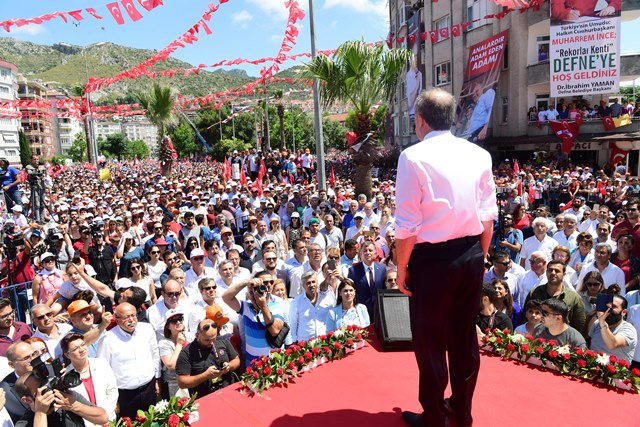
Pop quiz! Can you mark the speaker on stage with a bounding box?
[375,289,413,351]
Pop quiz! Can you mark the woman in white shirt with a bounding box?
[326,278,370,331]
[145,245,166,301]
[114,258,155,304]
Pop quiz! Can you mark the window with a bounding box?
[502,97,509,123]
[0,86,9,94]
[434,16,450,42]
[536,94,550,111]
[503,42,509,70]
[466,0,488,30]
[537,36,550,63]
[5,149,16,156]
[435,62,451,86]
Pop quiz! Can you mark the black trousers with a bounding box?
[118,378,157,420]
[408,238,483,427]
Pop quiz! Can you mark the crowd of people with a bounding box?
[0,148,636,425]
[528,98,640,122]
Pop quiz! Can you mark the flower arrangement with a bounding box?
[109,395,199,427]
[482,328,640,393]
[242,325,369,393]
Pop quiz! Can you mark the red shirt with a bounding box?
[82,373,97,405]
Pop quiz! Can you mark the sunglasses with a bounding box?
[192,256,204,261]
[43,258,55,263]
[541,310,558,317]
[264,257,277,261]
[154,227,163,230]
[168,316,184,324]
[36,312,52,321]
[164,291,181,298]
[150,250,160,255]
[202,286,217,291]
[200,322,217,332]
[262,280,275,285]
[495,261,510,267]
[130,265,142,271]
[585,282,602,287]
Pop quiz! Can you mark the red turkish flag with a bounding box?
[603,117,616,131]
[408,34,416,44]
[429,31,438,43]
[610,145,629,166]
[329,165,336,188]
[137,0,162,11]
[106,2,125,25]
[68,10,84,21]
[549,120,579,154]
[451,24,461,37]
[223,158,232,181]
[240,168,248,187]
[121,0,143,21]
[258,159,267,181]
[420,32,427,41]
[85,8,104,19]
[527,183,535,204]
[439,27,449,39]
[513,159,520,175]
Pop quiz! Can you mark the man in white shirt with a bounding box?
[345,212,368,242]
[516,251,548,308]
[189,277,236,336]
[146,279,194,340]
[361,202,380,228]
[484,251,525,295]
[520,217,558,270]
[289,271,334,342]
[553,213,579,251]
[30,304,73,359]
[184,248,217,297]
[97,303,160,420]
[289,243,325,298]
[285,238,308,297]
[576,243,626,295]
[321,214,344,251]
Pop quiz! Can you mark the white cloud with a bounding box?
[322,0,387,18]
[232,10,253,28]
[329,20,338,30]
[11,24,45,36]
[247,0,309,20]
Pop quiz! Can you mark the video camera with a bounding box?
[30,352,81,394]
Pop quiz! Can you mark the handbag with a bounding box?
[257,313,290,348]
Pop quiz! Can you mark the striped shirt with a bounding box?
[239,298,290,366]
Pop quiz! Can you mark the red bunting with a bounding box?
[106,2,126,25]
[68,10,84,21]
[602,117,616,131]
[610,145,629,166]
[439,27,449,39]
[121,0,144,21]
[429,31,438,43]
[86,8,104,19]
[451,24,461,37]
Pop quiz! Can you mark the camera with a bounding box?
[254,284,268,296]
[30,352,82,394]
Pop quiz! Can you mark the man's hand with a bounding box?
[567,8,581,20]
[53,390,77,412]
[597,5,616,16]
[101,308,113,327]
[34,387,55,414]
[0,388,6,410]
[597,306,611,328]
[478,125,488,141]
[176,332,186,347]
[396,265,412,297]
[499,239,508,248]
[207,366,221,379]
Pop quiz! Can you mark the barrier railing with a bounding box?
[1,281,33,324]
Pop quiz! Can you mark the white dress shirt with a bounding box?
[552,230,579,252]
[520,235,559,270]
[184,266,218,295]
[33,323,73,359]
[97,323,160,390]
[576,261,626,296]
[146,299,195,341]
[287,261,325,298]
[395,130,497,243]
[288,289,335,342]
[516,270,547,308]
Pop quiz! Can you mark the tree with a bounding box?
[98,133,127,159]
[49,155,67,166]
[137,83,177,176]
[18,131,31,167]
[273,90,286,150]
[196,106,256,151]
[170,120,197,158]
[305,40,411,198]
[68,132,88,162]
[322,118,348,151]
[210,139,252,161]
[123,140,151,159]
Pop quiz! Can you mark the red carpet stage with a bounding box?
[197,340,640,427]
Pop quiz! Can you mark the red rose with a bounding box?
[177,397,189,408]
[252,372,259,379]
[298,356,305,364]
[122,417,132,427]
[609,355,618,364]
[318,335,326,341]
[495,337,502,344]
[288,362,296,370]
[586,350,596,358]
[264,366,272,376]
[246,367,253,374]
[333,342,342,350]
[327,331,334,338]
[606,364,617,374]
[619,359,630,368]
[548,339,557,346]
[632,368,640,377]
[562,353,571,360]
[290,345,299,352]
[276,368,284,375]
[577,359,587,368]
[323,346,331,354]
[347,338,354,346]
[575,348,584,356]
[525,334,534,341]
[535,346,543,355]
[355,333,362,340]
[548,350,558,358]
[481,335,489,343]
[285,348,292,356]
[182,412,190,422]
[255,360,263,368]
[136,414,147,423]
[312,347,320,355]
[503,328,510,334]
[168,413,180,427]
[521,344,530,352]
[506,343,515,352]
[297,341,305,347]
[537,338,546,344]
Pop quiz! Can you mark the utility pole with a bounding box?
[230,103,236,140]
[308,0,326,189]
[83,50,98,169]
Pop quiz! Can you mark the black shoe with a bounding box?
[443,398,454,415]
[401,411,424,427]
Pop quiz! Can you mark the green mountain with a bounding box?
[0,38,308,104]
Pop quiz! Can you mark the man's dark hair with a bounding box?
[0,298,12,312]
[542,298,569,323]
[183,211,194,219]
[344,239,358,251]
[414,88,456,130]
[261,239,276,251]
[72,290,94,304]
[481,282,497,303]
[204,239,219,250]
[126,286,148,309]
[492,251,510,262]
[226,248,240,258]
[195,214,205,225]
[162,251,177,261]
[546,259,566,273]
[614,294,628,311]
[254,270,271,279]
[198,277,215,291]
[146,221,155,233]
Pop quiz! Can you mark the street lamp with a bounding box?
[308,0,326,189]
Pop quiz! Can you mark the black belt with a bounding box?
[415,235,480,249]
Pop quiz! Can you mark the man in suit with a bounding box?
[348,241,387,319]
[1,341,35,423]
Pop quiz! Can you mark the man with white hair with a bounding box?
[515,251,549,307]
[519,217,558,270]
[553,213,579,251]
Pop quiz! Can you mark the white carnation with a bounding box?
[596,353,609,366]
[511,334,526,344]
[556,345,570,355]
[154,400,169,413]
[333,329,344,338]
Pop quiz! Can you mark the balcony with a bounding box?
[527,118,640,137]
[528,54,640,86]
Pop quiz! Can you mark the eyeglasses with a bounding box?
[200,322,217,332]
[192,256,204,261]
[154,227,163,230]
[262,280,275,285]
[541,310,558,317]
[0,310,14,320]
[35,312,52,321]
[328,256,340,260]
[202,286,217,291]
[585,282,602,287]
[596,251,609,255]
[386,278,397,283]
[168,316,184,324]
[43,258,55,263]
[529,258,545,264]
[165,257,177,262]
[244,240,255,244]
[628,207,638,212]
[130,265,142,271]
[265,257,277,261]
[150,250,160,255]
[68,342,87,354]
[309,249,322,253]
[164,291,181,298]
[495,261,510,267]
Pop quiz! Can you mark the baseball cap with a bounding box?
[67,300,94,317]
[354,212,364,219]
[39,252,56,263]
[190,248,205,259]
[206,304,229,327]
[309,217,320,225]
[291,212,300,218]
[164,308,185,322]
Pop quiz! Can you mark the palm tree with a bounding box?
[137,83,177,176]
[273,90,286,150]
[305,40,411,198]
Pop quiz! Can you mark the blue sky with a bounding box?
[0,0,637,78]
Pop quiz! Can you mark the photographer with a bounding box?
[25,155,46,224]
[44,229,73,272]
[1,222,35,323]
[489,212,523,263]
[13,371,108,427]
[0,157,22,212]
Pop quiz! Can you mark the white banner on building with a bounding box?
[549,0,621,97]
